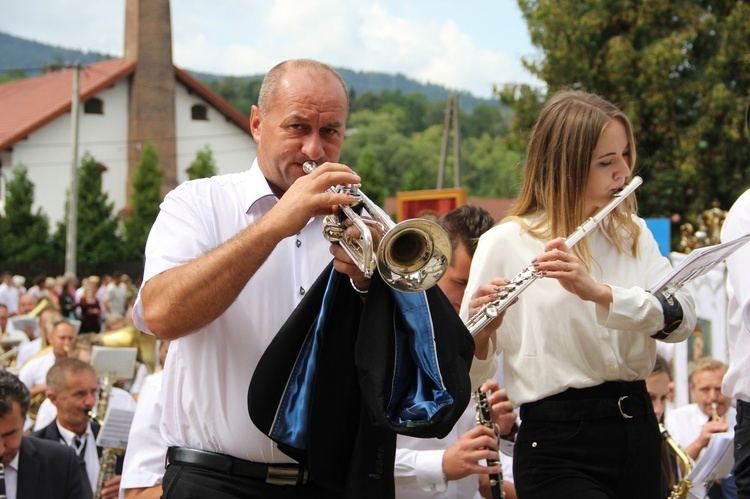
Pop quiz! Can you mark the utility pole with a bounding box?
[65,61,81,276]
[437,93,461,189]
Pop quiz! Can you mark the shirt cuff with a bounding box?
[414,449,447,492]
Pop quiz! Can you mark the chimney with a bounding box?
[124,0,178,201]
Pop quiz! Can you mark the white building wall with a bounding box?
[3,79,130,225]
[2,77,257,225]
[174,82,257,185]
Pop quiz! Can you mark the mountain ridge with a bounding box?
[0,31,494,109]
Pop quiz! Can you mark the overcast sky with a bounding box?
[0,0,544,99]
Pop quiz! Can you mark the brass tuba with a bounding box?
[303,161,452,293]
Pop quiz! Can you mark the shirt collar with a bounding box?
[245,158,278,214]
[244,158,323,230]
[8,448,20,471]
[56,421,93,447]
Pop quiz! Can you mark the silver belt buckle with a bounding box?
[618,396,634,419]
[266,466,308,486]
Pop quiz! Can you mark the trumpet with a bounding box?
[465,176,643,336]
[303,161,452,293]
[710,402,723,422]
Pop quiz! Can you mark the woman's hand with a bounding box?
[533,238,612,307]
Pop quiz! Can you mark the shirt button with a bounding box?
[600,332,609,340]
[300,287,305,295]
[296,239,301,247]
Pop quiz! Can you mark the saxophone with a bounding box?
[660,423,695,499]
[475,389,505,499]
[91,376,124,499]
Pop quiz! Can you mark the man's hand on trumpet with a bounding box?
[330,216,383,294]
[270,161,361,238]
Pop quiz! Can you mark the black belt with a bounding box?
[166,447,309,486]
[520,381,650,422]
[738,399,750,420]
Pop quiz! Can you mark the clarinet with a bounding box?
[465,176,643,336]
[475,389,505,499]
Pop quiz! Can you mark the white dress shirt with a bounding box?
[18,350,55,390]
[395,404,513,499]
[4,450,19,499]
[460,216,696,406]
[133,160,332,462]
[15,337,41,369]
[119,371,165,498]
[665,403,737,458]
[0,283,19,315]
[57,421,99,492]
[721,189,750,403]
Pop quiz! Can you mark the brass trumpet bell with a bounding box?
[377,219,451,292]
[304,161,451,293]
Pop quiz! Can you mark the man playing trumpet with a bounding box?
[665,357,737,497]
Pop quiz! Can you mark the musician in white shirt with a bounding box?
[667,357,737,497]
[133,59,373,498]
[461,91,696,497]
[395,205,516,499]
[721,186,750,496]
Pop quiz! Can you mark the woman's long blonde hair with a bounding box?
[505,90,640,266]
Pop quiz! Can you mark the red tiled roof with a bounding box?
[174,67,251,134]
[0,59,136,151]
[0,59,253,152]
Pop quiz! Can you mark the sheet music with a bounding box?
[687,432,734,499]
[649,233,750,296]
[95,407,135,450]
[8,314,37,332]
[90,346,137,379]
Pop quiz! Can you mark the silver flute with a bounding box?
[465,176,643,336]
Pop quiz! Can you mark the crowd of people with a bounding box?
[0,58,748,499]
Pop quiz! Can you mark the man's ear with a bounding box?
[250,105,261,143]
[46,391,58,406]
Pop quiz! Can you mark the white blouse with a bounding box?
[460,215,696,406]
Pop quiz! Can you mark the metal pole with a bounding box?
[452,94,461,188]
[65,61,81,276]
[437,95,452,189]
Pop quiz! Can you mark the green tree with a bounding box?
[463,134,523,198]
[187,145,218,180]
[355,148,387,208]
[0,164,54,263]
[52,153,125,265]
[513,0,750,224]
[125,141,164,260]
[207,77,262,117]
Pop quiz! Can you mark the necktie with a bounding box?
[74,437,93,499]
[0,462,6,499]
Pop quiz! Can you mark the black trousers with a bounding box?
[513,381,662,499]
[735,400,750,498]
[162,463,351,499]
